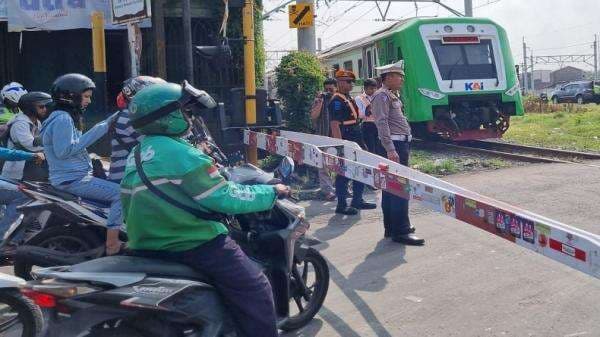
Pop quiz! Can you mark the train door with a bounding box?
[364,45,377,78]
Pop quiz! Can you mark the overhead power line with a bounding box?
[323,4,379,40]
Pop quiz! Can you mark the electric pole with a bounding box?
[297,0,316,53]
[182,0,194,83]
[594,34,598,80]
[243,0,258,164]
[530,53,535,92]
[464,0,473,17]
[523,38,528,94]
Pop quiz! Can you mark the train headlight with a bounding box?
[467,25,476,33]
[505,83,519,97]
[418,88,446,100]
[444,25,453,33]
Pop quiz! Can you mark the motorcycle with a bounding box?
[0,272,43,337]
[5,106,219,277]
[1,178,112,279]
[20,83,330,336]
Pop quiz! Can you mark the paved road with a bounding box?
[2,162,598,337]
[283,161,600,337]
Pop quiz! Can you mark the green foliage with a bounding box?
[504,105,600,152]
[254,0,265,86]
[275,51,325,132]
[410,151,459,176]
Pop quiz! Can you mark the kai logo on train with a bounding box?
[464,82,484,91]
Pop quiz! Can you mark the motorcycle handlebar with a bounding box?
[229,228,280,244]
[229,228,257,243]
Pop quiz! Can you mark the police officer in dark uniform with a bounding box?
[329,69,377,215]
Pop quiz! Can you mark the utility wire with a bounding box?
[533,41,593,53]
[323,4,379,41]
[473,0,502,10]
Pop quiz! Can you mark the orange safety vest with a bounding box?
[331,93,359,125]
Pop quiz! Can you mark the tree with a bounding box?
[275,52,325,132]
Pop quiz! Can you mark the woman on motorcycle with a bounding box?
[41,74,121,255]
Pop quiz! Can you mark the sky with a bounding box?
[262,0,600,71]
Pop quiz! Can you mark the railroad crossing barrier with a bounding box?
[244,130,600,279]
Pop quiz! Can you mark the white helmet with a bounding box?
[1,82,28,105]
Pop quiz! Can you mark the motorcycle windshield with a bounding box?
[277,199,305,220]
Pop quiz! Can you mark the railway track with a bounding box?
[415,139,600,166]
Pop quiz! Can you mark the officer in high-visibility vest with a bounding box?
[354,78,379,153]
[329,69,377,215]
[371,60,424,245]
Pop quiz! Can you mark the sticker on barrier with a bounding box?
[244,130,600,279]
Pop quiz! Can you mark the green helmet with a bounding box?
[129,83,189,136]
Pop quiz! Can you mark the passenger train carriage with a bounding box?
[319,17,524,140]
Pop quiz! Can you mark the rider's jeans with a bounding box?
[0,180,28,239]
[130,234,279,337]
[56,175,123,228]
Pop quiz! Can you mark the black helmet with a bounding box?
[51,73,96,108]
[122,76,166,99]
[18,92,52,116]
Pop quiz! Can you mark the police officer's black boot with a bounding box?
[349,181,376,210]
[335,203,359,215]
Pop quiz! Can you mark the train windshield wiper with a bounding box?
[447,55,464,89]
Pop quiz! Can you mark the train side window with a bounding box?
[333,64,340,72]
[387,40,394,63]
[358,59,364,78]
[366,51,373,78]
[343,60,353,71]
[397,47,403,60]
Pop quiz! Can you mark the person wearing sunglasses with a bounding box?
[2,91,51,181]
[328,69,377,215]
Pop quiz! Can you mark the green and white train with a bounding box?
[319,17,523,140]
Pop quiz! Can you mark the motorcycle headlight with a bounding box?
[505,83,520,97]
[418,88,446,100]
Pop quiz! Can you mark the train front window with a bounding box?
[429,39,498,80]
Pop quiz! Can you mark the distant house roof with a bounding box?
[551,66,584,74]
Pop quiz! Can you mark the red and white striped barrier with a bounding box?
[244,130,600,279]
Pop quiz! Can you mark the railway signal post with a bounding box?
[289,0,316,53]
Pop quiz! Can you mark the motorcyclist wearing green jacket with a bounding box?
[121,82,287,337]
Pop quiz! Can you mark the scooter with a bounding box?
[21,162,329,336]
[20,82,330,336]
[0,272,43,337]
[1,178,112,279]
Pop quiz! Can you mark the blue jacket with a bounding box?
[0,147,34,161]
[41,110,111,186]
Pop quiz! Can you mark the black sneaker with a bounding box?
[335,206,359,215]
[350,201,377,210]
